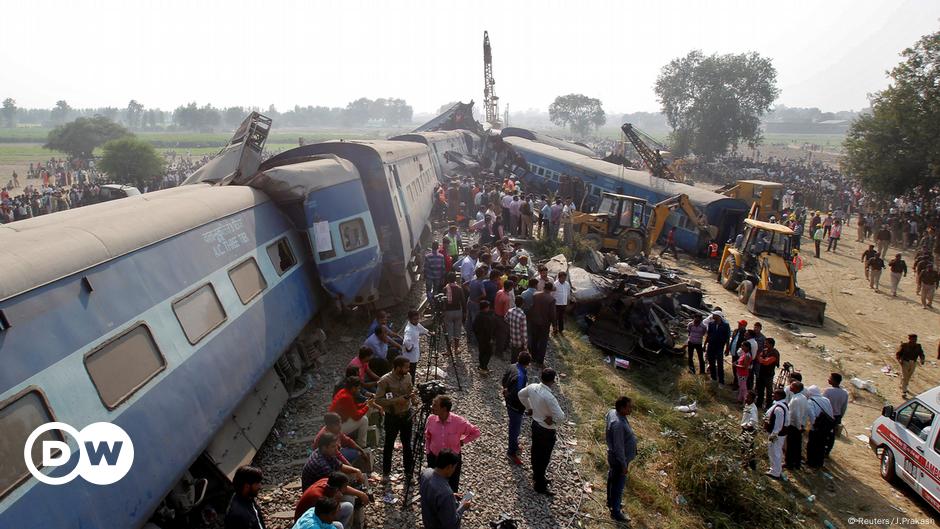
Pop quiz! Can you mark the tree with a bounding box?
[99,136,165,189]
[125,100,144,129]
[50,100,73,125]
[223,106,246,129]
[44,116,130,158]
[344,97,373,126]
[655,50,779,159]
[1,98,16,128]
[548,94,606,137]
[843,30,940,197]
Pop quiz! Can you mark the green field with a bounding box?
[0,127,412,177]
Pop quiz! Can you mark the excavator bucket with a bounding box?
[747,288,826,327]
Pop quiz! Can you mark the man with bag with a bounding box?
[764,389,789,479]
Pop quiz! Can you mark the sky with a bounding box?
[3,0,939,115]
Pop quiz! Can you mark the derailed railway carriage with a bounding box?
[0,184,322,529]
[0,112,473,528]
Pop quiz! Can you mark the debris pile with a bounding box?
[549,250,709,367]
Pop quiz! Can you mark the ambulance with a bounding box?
[870,386,940,512]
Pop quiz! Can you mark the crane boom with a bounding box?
[483,31,500,128]
[621,123,678,182]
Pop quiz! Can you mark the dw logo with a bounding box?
[24,422,134,485]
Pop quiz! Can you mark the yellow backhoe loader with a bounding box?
[717,209,826,326]
[571,192,716,259]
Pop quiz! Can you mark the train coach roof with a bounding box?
[504,136,740,209]
[391,130,466,144]
[248,155,360,204]
[0,184,269,301]
[501,127,598,158]
[265,140,431,169]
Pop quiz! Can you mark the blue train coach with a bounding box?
[260,139,438,307]
[505,136,748,253]
[0,184,323,529]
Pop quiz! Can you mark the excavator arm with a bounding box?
[643,194,718,255]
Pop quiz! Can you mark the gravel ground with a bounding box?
[252,245,592,529]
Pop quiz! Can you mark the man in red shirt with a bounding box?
[293,472,355,524]
[424,394,481,492]
[328,377,377,447]
[493,280,514,317]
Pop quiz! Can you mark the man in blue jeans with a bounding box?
[501,351,531,466]
[606,396,637,522]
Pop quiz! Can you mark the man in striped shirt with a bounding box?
[505,295,528,364]
[424,242,445,300]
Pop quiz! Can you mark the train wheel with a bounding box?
[617,231,644,259]
[720,256,740,290]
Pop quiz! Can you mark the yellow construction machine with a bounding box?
[717,209,826,326]
[572,192,716,259]
[715,179,784,221]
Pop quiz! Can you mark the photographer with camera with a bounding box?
[376,357,420,481]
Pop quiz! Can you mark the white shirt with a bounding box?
[402,322,430,363]
[517,382,565,430]
[741,403,759,430]
[764,399,788,436]
[459,256,477,283]
[553,280,571,305]
[787,392,808,429]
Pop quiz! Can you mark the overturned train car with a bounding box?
[0,112,481,529]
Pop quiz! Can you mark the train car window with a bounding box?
[173,284,227,345]
[340,219,369,251]
[85,324,167,409]
[0,389,61,499]
[266,238,297,276]
[537,167,544,176]
[228,257,267,304]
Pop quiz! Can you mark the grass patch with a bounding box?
[551,326,809,529]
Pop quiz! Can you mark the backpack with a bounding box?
[764,403,788,434]
[809,399,835,432]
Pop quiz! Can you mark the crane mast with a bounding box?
[620,123,679,182]
[483,31,501,128]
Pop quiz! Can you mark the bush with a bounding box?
[672,416,805,529]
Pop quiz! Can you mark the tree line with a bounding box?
[0,97,414,131]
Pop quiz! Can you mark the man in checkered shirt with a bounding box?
[505,295,528,364]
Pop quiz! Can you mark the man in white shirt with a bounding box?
[553,271,574,336]
[785,381,807,470]
[458,249,478,284]
[823,373,849,456]
[764,389,788,479]
[741,390,759,470]
[518,368,566,495]
[402,309,430,381]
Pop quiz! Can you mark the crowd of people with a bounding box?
[1,153,212,223]
[686,311,850,479]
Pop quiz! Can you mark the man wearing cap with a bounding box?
[704,311,730,384]
[897,334,925,398]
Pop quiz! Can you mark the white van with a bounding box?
[869,386,940,512]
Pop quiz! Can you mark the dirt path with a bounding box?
[674,225,940,528]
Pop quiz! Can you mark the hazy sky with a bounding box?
[3,0,939,115]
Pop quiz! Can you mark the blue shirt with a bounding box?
[364,333,388,360]
[482,280,500,304]
[291,508,334,529]
[605,409,637,468]
[467,279,485,304]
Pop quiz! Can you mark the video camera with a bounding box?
[417,380,448,405]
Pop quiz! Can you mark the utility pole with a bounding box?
[483,31,501,128]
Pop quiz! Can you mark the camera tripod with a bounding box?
[400,398,432,510]
[421,293,462,391]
